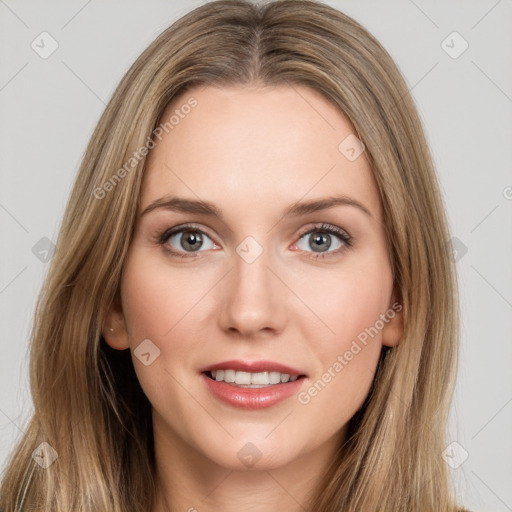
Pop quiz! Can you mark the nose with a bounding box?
[217,245,287,339]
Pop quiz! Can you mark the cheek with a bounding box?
[119,249,214,392]
[118,249,212,416]
[121,249,202,343]
[298,255,393,348]
[293,254,392,418]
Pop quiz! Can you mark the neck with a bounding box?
[151,413,345,512]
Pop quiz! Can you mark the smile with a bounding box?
[207,369,300,387]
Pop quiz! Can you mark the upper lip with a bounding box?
[199,359,307,377]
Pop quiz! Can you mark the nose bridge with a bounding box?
[233,244,270,294]
[218,237,285,335]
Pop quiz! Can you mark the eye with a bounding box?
[158,222,352,260]
[294,223,352,259]
[159,224,217,256]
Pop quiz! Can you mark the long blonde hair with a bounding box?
[0,1,463,510]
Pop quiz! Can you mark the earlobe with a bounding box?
[381,287,403,348]
[102,295,130,350]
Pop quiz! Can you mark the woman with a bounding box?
[0,0,467,510]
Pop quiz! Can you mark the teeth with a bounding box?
[269,371,281,384]
[223,369,236,382]
[236,371,252,385]
[209,370,301,386]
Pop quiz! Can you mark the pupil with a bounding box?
[181,231,203,251]
[310,233,331,252]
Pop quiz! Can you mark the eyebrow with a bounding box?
[140,194,372,220]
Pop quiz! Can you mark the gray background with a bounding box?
[1,1,511,510]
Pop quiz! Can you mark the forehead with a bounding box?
[140,84,382,223]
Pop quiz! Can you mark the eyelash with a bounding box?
[157,222,353,260]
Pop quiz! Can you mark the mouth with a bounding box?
[199,360,308,409]
[203,369,307,388]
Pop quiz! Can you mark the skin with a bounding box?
[103,84,403,512]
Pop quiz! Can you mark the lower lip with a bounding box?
[201,373,305,409]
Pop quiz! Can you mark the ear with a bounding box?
[102,293,130,350]
[381,285,403,348]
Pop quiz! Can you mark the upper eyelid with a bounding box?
[162,223,217,242]
[297,223,349,238]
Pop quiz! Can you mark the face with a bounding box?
[104,84,402,474]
